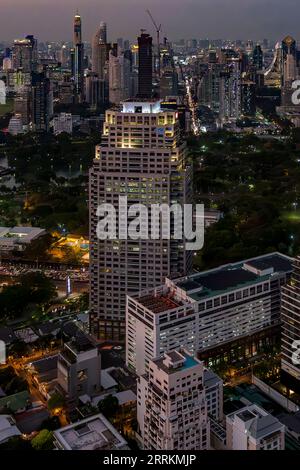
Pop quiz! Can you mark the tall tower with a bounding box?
[99,22,107,44]
[92,22,108,80]
[73,13,84,100]
[73,12,82,45]
[138,32,153,98]
[281,35,297,84]
[89,99,192,340]
[108,49,131,104]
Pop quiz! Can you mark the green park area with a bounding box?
[190,129,300,269]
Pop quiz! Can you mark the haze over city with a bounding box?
[2,0,300,459]
[1,0,300,41]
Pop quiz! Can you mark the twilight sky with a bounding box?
[0,0,299,42]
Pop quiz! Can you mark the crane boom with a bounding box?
[146,9,161,78]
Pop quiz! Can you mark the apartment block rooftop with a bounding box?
[152,350,200,375]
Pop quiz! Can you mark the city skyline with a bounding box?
[1,0,300,42]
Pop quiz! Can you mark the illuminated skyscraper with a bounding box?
[73,13,84,100]
[89,99,192,340]
[12,35,38,73]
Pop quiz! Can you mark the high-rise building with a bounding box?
[226,404,285,450]
[159,69,178,99]
[92,22,108,80]
[31,71,53,132]
[137,32,153,98]
[219,59,242,123]
[281,256,300,392]
[14,88,31,127]
[85,72,104,109]
[89,99,192,340]
[279,36,298,108]
[197,64,223,114]
[73,13,84,99]
[253,44,264,70]
[12,35,38,73]
[241,80,256,116]
[137,350,210,450]
[108,49,131,104]
[126,253,292,376]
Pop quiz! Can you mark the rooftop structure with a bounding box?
[226,404,285,450]
[53,413,129,450]
[0,226,45,252]
[0,415,21,444]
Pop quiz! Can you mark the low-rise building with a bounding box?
[0,226,46,253]
[53,413,129,450]
[226,404,285,450]
[0,415,21,444]
[57,336,101,405]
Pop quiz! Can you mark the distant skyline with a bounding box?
[0,0,300,43]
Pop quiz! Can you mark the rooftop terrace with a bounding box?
[138,292,183,314]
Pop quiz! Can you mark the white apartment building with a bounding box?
[137,349,210,450]
[226,404,285,450]
[89,99,192,340]
[126,253,292,376]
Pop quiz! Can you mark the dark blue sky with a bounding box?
[1,0,299,42]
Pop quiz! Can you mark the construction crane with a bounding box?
[146,9,162,79]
